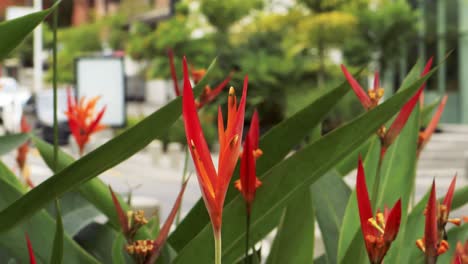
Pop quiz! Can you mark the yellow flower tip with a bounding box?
[126,245,135,254]
[229,86,236,96]
[127,211,133,219]
[365,234,376,244]
[190,139,196,149]
[377,126,387,139]
[134,210,148,225]
[229,135,239,148]
[253,148,263,159]
[377,88,384,98]
[448,218,462,226]
[368,217,385,234]
[376,212,385,228]
[437,240,449,255]
[234,179,242,191]
[127,240,154,256]
[416,239,426,253]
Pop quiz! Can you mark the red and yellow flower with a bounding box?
[356,157,402,264]
[182,56,248,235]
[417,95,448,156]
[235,110,262,213]
[416,176,461,260]
[342,59,433,157]
[167,49,231,108]
[65,89,106,156]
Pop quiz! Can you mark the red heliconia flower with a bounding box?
[196,73,232,109]
[167,49,231,108]
[342,58,433,157]
[452,241,468,264]
[191,67,207,85]
[235,110,262,213]
[25,234,36,264]
[16,116,34,188]
[109,179,189,264]
[182,56,248,235]
[16,116,30,170]
[340,66,383,110]
[65,89,106,156]
[356,157,402,264]
[380,83,424,152]
[417,95,448,156]
[416,176,461,260]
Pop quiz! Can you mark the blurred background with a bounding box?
[0,0,464,136]
[0,1,466,258]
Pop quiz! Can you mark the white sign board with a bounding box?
[6,6,36,20]
[76,57,126,127]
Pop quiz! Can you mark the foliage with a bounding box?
[45,22,102,83]
[0,3,466,264]
[342,0,418,69]
[200,0,263,32]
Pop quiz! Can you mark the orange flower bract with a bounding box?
[65,89,106,156]
[182,56,248,235]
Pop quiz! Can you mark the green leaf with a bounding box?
[335,139,371,176]
[76,223,117,263]
[312,171,351,264]
[34,137,136,233]
[267,125,320,264]
[420,98,442,127]
[0,161,98,263]
[0,2,59,60]
[172,68,435,263]
[0,133,30,156]
[0,58,217,232]
[111,234,127,264]
[50,200,64,264]
[46,191,101,236]
[170,73,356,250]
[266,188,315,264]
[381,106,420,262]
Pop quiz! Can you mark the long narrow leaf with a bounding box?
[0,133,30,156]
[0,2,59,60]
[266,126,321,264]
[0,161,98,263]
[50,200,64,264]
[266,185,315,264]
[312,171,351,264]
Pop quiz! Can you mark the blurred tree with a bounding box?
[200,0,263,32]
[293,0,364,88]
[342,0,418,73]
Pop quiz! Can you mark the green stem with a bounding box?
[176,147,189,225]
[52,0,58,171]
[245,211,250,264]
[371,146,385,210]
[214,230,222,264]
